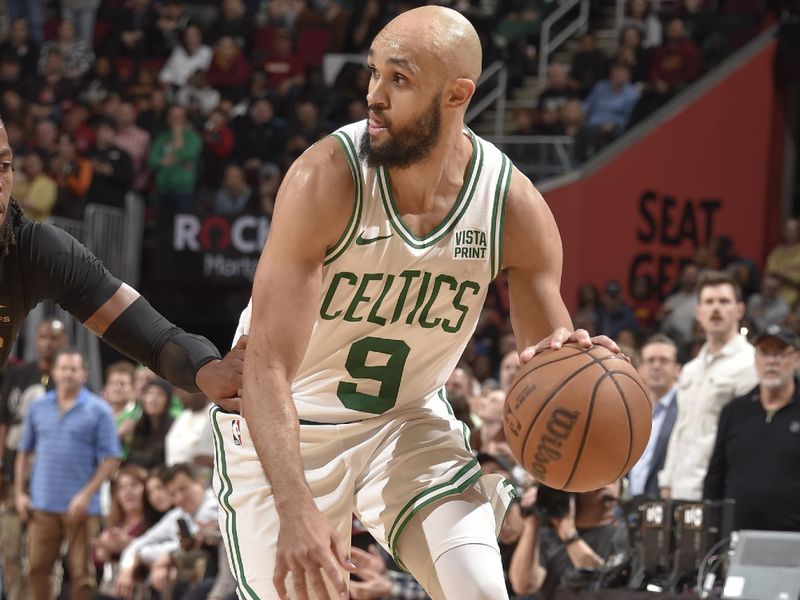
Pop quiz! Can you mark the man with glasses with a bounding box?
[627,334,681,498]
[704,324,800,531]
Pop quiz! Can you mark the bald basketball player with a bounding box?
[215,7,619,600]
[0,116,243,404]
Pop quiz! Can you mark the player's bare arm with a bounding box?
[502,167,619,363]
[244,136,356,600]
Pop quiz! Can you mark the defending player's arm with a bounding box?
[25,223,243,401]
[501,168,619,361]
[243,136,355,600]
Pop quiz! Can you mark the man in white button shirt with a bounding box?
[658,271,758,500]
[165,390,214,468]
[628,334,680,498]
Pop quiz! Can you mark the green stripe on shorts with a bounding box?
[210,407,260,600]
[387,458,483,569]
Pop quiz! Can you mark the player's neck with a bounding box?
[386,126,472,212]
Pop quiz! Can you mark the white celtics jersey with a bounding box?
[238,120,511,422]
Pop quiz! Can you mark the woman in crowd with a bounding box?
[93,465,151,600]
[126,379,176,470]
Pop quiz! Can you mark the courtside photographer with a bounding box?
[509,481,629,599]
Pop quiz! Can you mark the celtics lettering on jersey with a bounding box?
[320,269,480,334]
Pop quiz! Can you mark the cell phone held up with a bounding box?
[177,517,193,542]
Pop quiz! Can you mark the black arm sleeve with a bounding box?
[102,297,221,392]
[25,221,220,391]
[703,406,729,500]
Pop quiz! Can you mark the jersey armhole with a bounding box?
[323,132,364,266]
[490,153,512,279]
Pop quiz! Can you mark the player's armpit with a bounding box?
[501,167,572,350]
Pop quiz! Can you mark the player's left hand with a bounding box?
[519,328,620,365]
[196,335,248,413]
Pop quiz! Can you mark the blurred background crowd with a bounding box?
[1,0,799,598]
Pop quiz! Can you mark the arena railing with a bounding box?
[484,135,575,180]
[84,193,145,287]
[465,60,508,138]
[538,0,590,94]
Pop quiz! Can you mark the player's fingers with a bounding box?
[214,395,242,414]
[273,559,290,600]
[567,328,592,347]
[331,532,357,573]
[519,346,537,364]
[590,335,620,353]
[234,334,249,350]
[291,564,312,600]
[308,565,339,600]
[320,552,349,599]
[548,327,573,349]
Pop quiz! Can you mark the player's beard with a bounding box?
[359,93,441,170]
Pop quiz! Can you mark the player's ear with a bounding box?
[445,78,476,109]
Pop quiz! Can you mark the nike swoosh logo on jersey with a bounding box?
[356,232,393,245]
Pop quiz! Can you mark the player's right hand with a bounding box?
[274,503,357,600]
[200,335,248,413]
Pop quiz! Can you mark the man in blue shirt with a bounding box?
[14,347,121,600]
[582,61,641,153]
[628,334,680,497]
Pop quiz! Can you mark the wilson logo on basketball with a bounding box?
[529,408,580,481]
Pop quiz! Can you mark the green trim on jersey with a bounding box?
[490,154,512,279]
[377,130,484,249]
[496,478,521,534]
[324,132,364,266]
[387,458,483,568]
[209,407,259,600]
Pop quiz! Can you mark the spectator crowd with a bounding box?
[1,0,777,224]
[1,0,798,599]
[509,0,772,162]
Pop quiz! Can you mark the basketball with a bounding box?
[503,343,652,492]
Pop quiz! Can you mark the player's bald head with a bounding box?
[372,6,482,84]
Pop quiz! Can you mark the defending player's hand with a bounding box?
[197,334,247,413]
[519,328,621,364]
[273,502,357,600]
